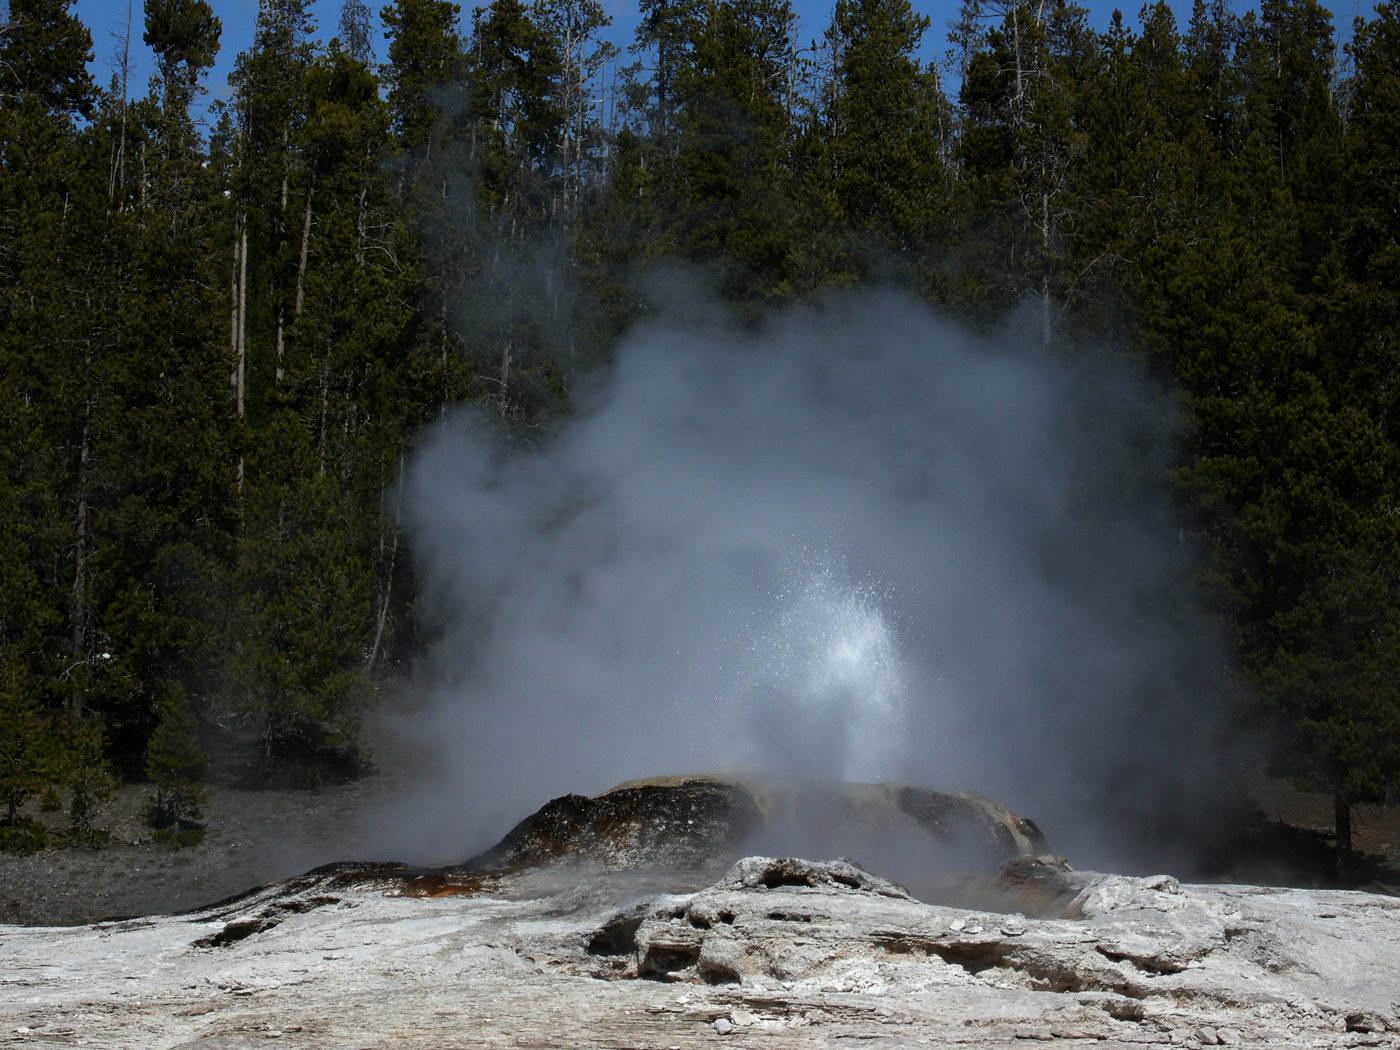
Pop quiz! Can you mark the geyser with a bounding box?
[382,290,1234,873]
[734,556,908,783]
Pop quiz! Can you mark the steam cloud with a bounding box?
[382,291,1237,872]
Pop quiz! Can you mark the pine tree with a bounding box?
[661,0,803,303]
[1183,0,1243,151]
[381,0,462,149]
[75,0,239,774]
[814,0,951,291]
[287,42,419,680]
[339,0,374,61]
[0,664,56,838]
[59,712,114,844]
[469,0,565,226]
[221,0,387,780]
[1120,0,1400,877]
[1338,0,1400,440]
[379,0,476,421]
[632,0,703,137]
[455,0,576,421]
[956,0,1097,331]
[145,685,208,840]
[536,0,616,224]
[227,414,371,782]
[1235,0,1337,180]
[227,0,317,422]
[0,0,110,746]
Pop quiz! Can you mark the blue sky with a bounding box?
[68,0,1370,124]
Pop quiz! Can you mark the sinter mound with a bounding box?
[324,775,1053,906]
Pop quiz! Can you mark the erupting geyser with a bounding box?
[386,290,1235,873]
[735,558,908,783]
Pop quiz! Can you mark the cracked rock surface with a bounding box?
[3,855,1398,1049]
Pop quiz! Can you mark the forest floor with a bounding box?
[2,763,1398,927]
[0,767,407,926]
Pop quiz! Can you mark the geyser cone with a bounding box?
[454,775,1049,902]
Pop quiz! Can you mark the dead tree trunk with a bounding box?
[1334,784,1353,886]
[231,212,248,490]
[294,177,315,319]
[366,455,404,676]
[70,404,91,717]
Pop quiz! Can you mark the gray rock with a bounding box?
[454,777,1049,894]
[6,847,1400,1049]
[1346,1011,1388,1033]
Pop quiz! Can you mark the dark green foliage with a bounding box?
[224,414,373,783]
[0,819,49,855]
[144,0,221,92]
[381,0,462,146]
[0,0,96,115]
[0,666,57,830]
[60,714,114,845]
[145,686,208,835]
[666,0,803,303]
[817,0,949,275]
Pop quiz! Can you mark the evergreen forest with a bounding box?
[2,0,1399,877]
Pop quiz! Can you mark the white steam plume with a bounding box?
[378,290,1237,872]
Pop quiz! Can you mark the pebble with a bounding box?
[713,1018,734,1035]
[1100,998,1146,1022]
[1194,1026,1221,1045]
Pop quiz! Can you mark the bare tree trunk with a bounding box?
[355,169,369,267]
[275,303,286,386]
[70,404,91,717]
[237,225,248,417]
[500,332,512,419]
[232,214,248,490]
[274,131,292,387]
[231,216,248,414]
[108,0,132,206]
[559,14,577,222]
[366,455,404,676]
[1335,784,1353,886]
[294,177,315,318]
[1041,192,1052,348]
[317,369,328,476]
[230,223,239,371]
[1012,5,1025,119]
[280,130,291,212]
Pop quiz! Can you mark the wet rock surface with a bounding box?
[3,853,1399,1049]
[460,776,766,874]
[455,775,1049,891]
